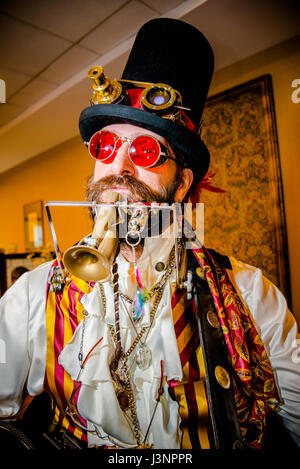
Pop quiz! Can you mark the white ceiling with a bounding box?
[0,0,299,173]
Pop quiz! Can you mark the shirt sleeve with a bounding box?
[0,263,49,417]
[230,257,300,446]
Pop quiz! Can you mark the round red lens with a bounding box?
[89,131,116,161]
[129,136,160,168]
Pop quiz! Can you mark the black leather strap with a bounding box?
[190,252,244,449]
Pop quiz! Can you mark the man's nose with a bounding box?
[109,141,136,176]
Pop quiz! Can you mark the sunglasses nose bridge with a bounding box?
[114,135,135,156]
[109,135,137,175]
[117,135,133,145]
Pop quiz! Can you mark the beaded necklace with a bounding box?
[98,245,175,447]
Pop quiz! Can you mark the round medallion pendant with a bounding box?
[117,390,129,410]
[136,344,152,370]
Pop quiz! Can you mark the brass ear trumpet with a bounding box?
[63,192,120,283]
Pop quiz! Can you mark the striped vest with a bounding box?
[44,265,213,448]
[44,245,280,449]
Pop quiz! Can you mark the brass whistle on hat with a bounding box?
[88,66,188,116]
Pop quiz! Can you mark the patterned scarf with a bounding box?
[192,244,280,448]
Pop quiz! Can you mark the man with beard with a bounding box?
[0,18,299,450]
[85,123,191,263]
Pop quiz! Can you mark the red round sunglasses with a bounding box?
[88,130,178,168]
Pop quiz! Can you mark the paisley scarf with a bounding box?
[192,244,280,448]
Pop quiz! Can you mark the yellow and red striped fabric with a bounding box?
[44,262,212,448]
[169,288,211,449]
[44,268,91,444]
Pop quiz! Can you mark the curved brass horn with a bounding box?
[63,192,119,282]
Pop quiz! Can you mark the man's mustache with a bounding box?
[86,174,179,237]
[86,175,176,204]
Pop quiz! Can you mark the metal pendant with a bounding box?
[136,344,152,370]
[117,390,129,410]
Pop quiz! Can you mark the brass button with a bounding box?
[196,267,205,279]
[215,365,231,389]
[207,310,219,328]
[155,262,165,272]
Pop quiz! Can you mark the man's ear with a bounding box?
[174,168,194,203]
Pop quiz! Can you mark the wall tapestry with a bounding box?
[201,74,291,305]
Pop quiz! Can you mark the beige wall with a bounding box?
[0,137,94,254]
[0,36,299,321]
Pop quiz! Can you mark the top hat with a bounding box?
[79,18,214,181]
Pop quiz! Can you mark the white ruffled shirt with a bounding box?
[0,236,300,447]
[59,236,183,448]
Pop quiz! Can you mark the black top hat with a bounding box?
[79,18,214,181]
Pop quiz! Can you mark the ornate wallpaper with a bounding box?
[201,75,290,301]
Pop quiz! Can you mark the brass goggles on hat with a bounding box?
[88,66,187,117]
[88,130,178,168]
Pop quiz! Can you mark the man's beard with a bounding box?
[85,172,182,255]
[85,171,182,205]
